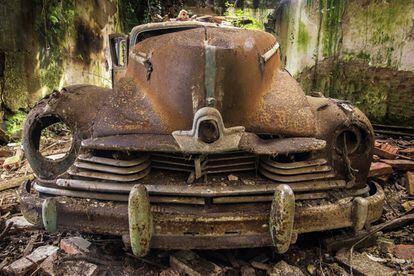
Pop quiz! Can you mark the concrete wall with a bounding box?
[266,0,414,125]
[0,0,119,115]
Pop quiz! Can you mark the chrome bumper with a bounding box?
[20,181,384,256]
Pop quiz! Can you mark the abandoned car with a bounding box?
[20,21,384,256]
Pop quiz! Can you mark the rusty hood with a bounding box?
[94,26,317,137]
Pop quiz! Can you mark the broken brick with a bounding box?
[170,250,223,276]
[369,162,393,177]
[381,159,414,171]
[2,245,58,275]
[60,236,91,255]
[2,148,24,169]
[373,142,399,159]
[39,252,58,276]
[400,147,414,155]
[393,244,414,261]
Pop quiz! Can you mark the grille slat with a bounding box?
[151,151,257,179]
[69,166,151,182]
[74,160,151,174]
[78,154,149,167]
[259,156,335,182]
[260,168,335,182]
[262,158,327,169]
[259,161,331,175]
[70,154,151,182]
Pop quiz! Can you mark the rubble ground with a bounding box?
[0,135,413,275]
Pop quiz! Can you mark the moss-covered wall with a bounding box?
[0,0,119,115]
[0,1,41,112]
[0,0,121,139]
[268,0,414,125]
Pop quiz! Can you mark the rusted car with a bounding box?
[20,21,384,256]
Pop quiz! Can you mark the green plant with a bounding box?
[224,2,263,30]
[5,111,26,140]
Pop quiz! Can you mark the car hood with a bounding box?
[94,27,317,137]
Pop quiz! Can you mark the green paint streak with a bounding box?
[297,21,310,52]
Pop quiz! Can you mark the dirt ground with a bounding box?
[0,134,413,275]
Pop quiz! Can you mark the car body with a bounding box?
[20,21,384,256]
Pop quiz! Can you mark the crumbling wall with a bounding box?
[0,1,41,113]
[266,0,414,125]
[0,0,118,124]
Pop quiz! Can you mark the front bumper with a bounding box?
[20,181,384,254]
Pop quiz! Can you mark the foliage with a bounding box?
[5,111,26,140]
[34,0,76,90]
[224,2,263,30]
[118,0,183,33]
[118,0,148,32]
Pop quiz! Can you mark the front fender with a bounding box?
[307,96,374,188]
[23,85,112,179]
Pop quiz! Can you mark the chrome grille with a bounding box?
[259,157,335,182]
[69,154,151,182]
[35,150,349,204]
[151,151,257,182]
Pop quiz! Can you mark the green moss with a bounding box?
[341,51,371,62]
[34,0,76,91]
[3,52,29,111]
[299,59,390,122]
[5,111,26,140]
[362,0,409,45]
[320,0,346,57]
[356,52,370,61]
[347,0,411,68]
[297,21,310,51]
